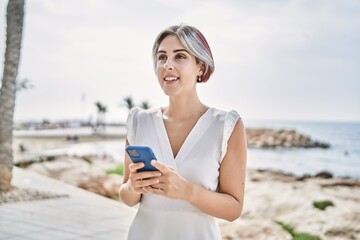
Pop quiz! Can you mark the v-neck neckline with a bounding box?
[156,107,213,161]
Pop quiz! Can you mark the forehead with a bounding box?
[158,35,185,52]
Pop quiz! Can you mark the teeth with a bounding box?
[164,77,178,81]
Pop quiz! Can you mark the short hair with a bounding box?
[152,24,215,83]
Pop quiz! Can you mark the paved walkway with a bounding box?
[0,167,136,240]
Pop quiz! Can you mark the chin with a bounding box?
[162,88,179,97]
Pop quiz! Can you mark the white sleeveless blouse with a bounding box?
[125,107,240,240]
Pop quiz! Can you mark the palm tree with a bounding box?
[94,101,107,133]
[140,100,150,110]
[16,78,33,91]
[123,96,135,111]
[0,0,25,191]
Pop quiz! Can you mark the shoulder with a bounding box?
[128,107,160,118]
[126,107,160,138]
[209,107,241,122]
[214,107,245,161]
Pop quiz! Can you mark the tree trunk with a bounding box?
[0,0,25,191]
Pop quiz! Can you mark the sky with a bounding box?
[1,0,359,123]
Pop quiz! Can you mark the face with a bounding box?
[156,35,202,97]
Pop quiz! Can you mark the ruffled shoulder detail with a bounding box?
[126,107,141,145]
[220,110,241,162]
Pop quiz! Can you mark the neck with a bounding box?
[163,92,208,120]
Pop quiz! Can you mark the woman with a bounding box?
[119,24,247,240]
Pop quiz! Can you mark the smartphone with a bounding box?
[125,146,158,172]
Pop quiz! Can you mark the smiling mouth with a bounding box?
[164,77,179,82]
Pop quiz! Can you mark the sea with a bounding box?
[244,120,360,179]
[18,121,360,180]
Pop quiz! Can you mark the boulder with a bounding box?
[78,175,123,200]
[246,128,330,149]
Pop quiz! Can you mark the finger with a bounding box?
[145,186,165,196]
[129,162,145,172]
[151,160,171,174]
[142,186,152,193]
[138,178,160,188]
[137,171,162,180]
[134,186,148,194]
[150,183,166,189]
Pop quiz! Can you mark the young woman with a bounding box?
[119,24,247,240]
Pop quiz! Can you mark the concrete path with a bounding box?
[0,167,136,240]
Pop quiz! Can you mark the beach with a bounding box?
[9,129,360,240]
[221,169,360,240]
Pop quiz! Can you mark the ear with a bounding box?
[197,60,205,73]
[198,65,204,76]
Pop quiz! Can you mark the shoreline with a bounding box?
[12,133,359,180]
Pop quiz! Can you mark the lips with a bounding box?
[164,76,179,82]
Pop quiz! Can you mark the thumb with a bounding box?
[151,160,170,173]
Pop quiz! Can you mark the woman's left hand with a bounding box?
[142,160,192,200]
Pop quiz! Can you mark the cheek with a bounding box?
[156,66,162,79]
[156,68,165,84]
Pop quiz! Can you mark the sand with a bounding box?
[220,169,360,240]
[11,134,360,240]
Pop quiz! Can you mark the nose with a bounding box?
[163,59,173,70]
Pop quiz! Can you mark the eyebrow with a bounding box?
[157,49,189,54]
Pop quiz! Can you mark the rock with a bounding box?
[20,155,123,200]
[246,128,330,149]
[0,186,68,205]
[325,227,359,240]
[25,155,119,186]
[78,175,123,200]
[320,180,360,188]
[296,174,312,181]
[314,171,333,179]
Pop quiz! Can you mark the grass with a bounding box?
[276,221,321,240]
[277,221,296,236]
[106,163,124,176]
[313,200,334,210]
[293,233,321,240]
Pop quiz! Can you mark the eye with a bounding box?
[158,54,167,61]
[176,54,186,59]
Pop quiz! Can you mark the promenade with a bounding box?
[0,167,136,240]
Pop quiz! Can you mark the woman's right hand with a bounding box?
[128,162,162,193]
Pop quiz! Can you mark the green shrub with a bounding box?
[276,221,321,240]
[293,233,321,240]
[276,221,296,236]
[106,163,124,176]
[313,200,334,211]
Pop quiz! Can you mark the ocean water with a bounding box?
[24,121,360,179]
[244,120,360,179]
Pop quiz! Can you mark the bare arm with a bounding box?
[189,120,247,220]
[145,120,247,221]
